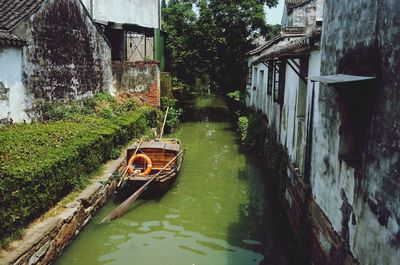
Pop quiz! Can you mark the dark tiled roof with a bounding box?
[0,0,44,31]
[0,0,44,45]
[0,30,24,45]
[285,0,312,8]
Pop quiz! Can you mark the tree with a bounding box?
[162,0,279,93]
[162,0,199,84]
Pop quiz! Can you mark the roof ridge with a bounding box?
[285,0,313,8]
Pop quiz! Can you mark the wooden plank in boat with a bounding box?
[128,141,180,152]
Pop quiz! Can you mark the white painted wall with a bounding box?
[248,62,269,113]
[87,0,160,28]
[0,47,31,122]
[282,61,300,161]
[246,59,282,140]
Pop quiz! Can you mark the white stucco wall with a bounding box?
[0,47,31,122]
[282,61,300,162]
[247,61,270,115]
[87,0,160,28]
[246,59,282,140]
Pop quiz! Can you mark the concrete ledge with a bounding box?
[0,153,126,265]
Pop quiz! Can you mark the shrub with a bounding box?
[0,106,158,246]
[41,93,141,122]
[237,116,249,141]
[161,96,182,133]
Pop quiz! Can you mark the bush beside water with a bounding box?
[161,96,182,133]
[0,94,159,246]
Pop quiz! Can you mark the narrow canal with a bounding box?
[54,97,296,265]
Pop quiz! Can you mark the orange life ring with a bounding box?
[128,154,153,176]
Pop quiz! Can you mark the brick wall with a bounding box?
[112,61,160,107]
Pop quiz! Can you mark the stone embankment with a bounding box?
[0,152,128,265]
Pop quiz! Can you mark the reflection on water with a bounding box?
[55,113,294,265]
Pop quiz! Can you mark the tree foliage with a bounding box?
[162,0,280,94]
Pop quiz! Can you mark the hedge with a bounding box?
[0,107,158,244]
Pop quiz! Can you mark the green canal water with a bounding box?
[54,100,295,265]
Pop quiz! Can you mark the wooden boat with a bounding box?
[101,109,184,223]
[121,138,183,196]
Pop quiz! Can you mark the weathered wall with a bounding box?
[282,0,322,29]
[0,46,32,122]
[281,61,300,162]
[312,0,400,264]
[112,61,160,107]
[247,60,280,135]
[23,0,113,111]
[86,0,160,28]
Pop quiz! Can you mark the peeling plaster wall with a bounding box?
[87,0,159,28]
[0,46,32,122]
[23,0,113,112]
[314,0,400,264]
[283,0,319,29]
[244,0,400,264]
[112,61,160,107]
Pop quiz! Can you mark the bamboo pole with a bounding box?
[159,106,169,139]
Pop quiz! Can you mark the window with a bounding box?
[273,62,286,104]
[338,81,374,167]
[278,62,286,104]
[247,65,252,85]
[273,62,280,102]
[267,62,273,95]
[297,57,309,117]
[259,70,265,90]
[253,67,258,90]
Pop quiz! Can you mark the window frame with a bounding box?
[267,62,273,95]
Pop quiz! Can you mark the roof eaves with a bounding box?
[247,34,283,56]
[247,27,307,56]
[286,0,314,14]
[252,35,313,65]
[0,30,25,46]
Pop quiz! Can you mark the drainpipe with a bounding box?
[90,0,93,17]
[158,0,161,29]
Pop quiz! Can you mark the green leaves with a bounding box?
[0,106,158,246]
[162,0,280,93]
[161,97,183,133]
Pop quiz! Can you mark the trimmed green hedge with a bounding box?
[0,107,158,244]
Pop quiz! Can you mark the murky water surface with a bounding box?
[55,99,292,265]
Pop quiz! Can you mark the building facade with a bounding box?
[0,0,112,122]
[81,0,160,29]
[0,0,164,122]
[246,0,400,264]
[81,0,164,107]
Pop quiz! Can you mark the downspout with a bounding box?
[158,0,161,29]
[90,0,93,18]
